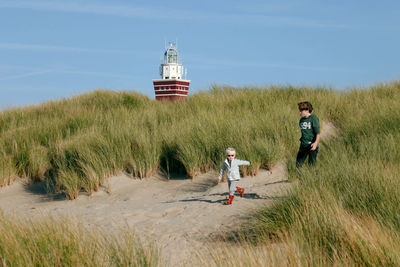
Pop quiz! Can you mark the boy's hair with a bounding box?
[298,101,313,113]
[226,147,236,155]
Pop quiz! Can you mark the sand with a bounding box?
[0,162,289,265]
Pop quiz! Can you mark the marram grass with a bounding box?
[0,86,319,198]
[234,82,400,265]
[0,82,400,266]
[0,212,159,267]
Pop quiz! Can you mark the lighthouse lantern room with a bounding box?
[153,42,190,100]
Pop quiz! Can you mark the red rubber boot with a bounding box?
[224,195,234,205]
[235,186,245,197]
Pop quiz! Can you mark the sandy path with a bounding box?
[0,162,289,265]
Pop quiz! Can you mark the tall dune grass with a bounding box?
[1,86,327,198]
[1,82,400,265]
[232,82,400,265]
[204,199,400,266]
[0,212,159,266]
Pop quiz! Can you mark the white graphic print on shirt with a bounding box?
[300,121,311,129]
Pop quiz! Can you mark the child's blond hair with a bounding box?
[225,147,236,155]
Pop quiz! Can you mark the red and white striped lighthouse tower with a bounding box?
[153,42,190,100]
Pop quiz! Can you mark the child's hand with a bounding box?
[310,142,318,151]
[216,178,221,184]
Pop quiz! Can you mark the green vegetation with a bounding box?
[0,212,159,266]
[222,82,400,265]
[0,86,311,198]
[1,82,399,265]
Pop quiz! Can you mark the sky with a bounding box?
[0,0,399,109]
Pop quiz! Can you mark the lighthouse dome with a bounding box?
[164,43,178,64]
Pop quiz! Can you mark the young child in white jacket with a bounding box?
[218,147,250,205]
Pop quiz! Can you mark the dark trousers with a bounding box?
[296,145,318,167]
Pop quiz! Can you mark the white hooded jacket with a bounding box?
[218,158,250,181]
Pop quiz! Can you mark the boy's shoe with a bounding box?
[235,187,244,197]
[224,195,234,205]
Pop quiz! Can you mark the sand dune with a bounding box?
[0,121,337,265]
[0,162,289,265]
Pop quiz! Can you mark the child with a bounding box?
[218,147,250,205]
[296,101,320,167]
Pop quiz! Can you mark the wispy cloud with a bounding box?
[60,69,134,79]
[0,0,349,29]
[233,2,301,14]
[0,64,41,71]
[0,42,141,54]
[0,64,135,81]
[188,55,361,73]
[0,70,53,81]
[0,1,187,19]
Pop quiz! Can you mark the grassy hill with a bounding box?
[0,85,331,198]
[1,82,399,265]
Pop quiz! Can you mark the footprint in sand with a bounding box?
[162,206,186,217]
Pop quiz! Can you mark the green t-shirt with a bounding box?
[299,114,320,147]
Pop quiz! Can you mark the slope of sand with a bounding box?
[0,122,336,265]
[0,162,289,265]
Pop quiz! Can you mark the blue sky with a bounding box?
[0,0,399,109]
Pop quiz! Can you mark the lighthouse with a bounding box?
[153,42,190,100]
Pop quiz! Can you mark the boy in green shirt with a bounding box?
[296,101,320,167]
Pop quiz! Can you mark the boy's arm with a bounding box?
[311,115,321,151]
[311,134,320,151]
